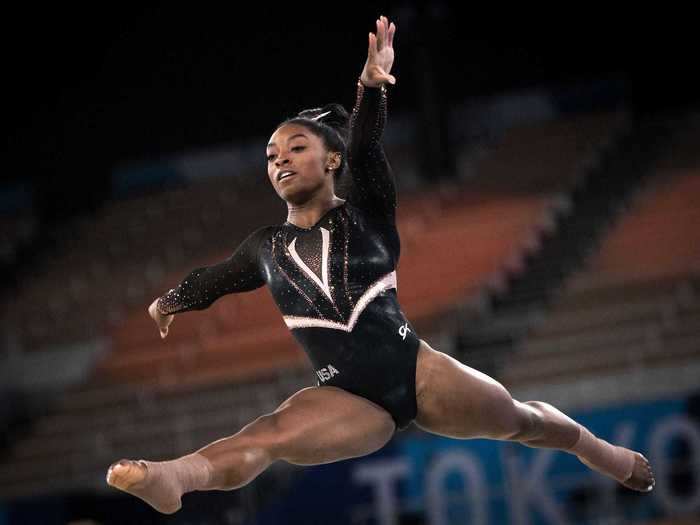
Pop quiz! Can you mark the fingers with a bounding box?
[365,15,396,86]
[148,301,159,323]
[377,16,395,49]
[147,298,172,339]
[368,32,377,59]
[376,18,385,50]
[370,16,395,55]
[159,314,173,338]
[388,21,396,48]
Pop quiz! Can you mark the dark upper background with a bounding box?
[3,3,697,219]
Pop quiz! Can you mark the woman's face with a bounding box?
[266,123,336,204]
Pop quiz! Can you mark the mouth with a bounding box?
[277,170,297,182]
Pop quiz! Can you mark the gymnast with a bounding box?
[107,15,654,514]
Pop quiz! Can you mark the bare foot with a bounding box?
[106,459,182,514]
[622,453,655,492]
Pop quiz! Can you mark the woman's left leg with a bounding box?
[413,340,654,492]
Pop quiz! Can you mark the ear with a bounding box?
[326,152,341,171]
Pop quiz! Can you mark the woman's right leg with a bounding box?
[106,385,395,514]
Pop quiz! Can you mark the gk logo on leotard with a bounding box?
[398,322,411,340]
[316,364,340,383]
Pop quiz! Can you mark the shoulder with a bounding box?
[252,224,279,236]
[344,201,397,233]
[234,225,279,255]
[246,224,280,245]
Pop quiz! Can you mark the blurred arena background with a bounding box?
[2,3,699,525]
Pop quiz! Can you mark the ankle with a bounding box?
[568,424,588,452]
[568,425,635,482]
[166,453,215,493]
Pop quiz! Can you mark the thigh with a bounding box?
[262,385,396,465]
[414,340,526,440]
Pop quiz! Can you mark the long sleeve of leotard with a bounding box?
[156,226,270,315]
[346,81,397,221]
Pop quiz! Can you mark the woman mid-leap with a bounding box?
[107,15,654,515]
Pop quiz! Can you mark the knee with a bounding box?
[522,400,563,429]
[487,395,551,442]
[508,401,551,442]
[476,387,530,441]
[239,413,290,460]
[523,400,551,415]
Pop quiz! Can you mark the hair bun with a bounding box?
[297,103,349,134]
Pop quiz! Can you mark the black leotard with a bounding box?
[157,82,420,430]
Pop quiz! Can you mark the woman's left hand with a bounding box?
[360,15,396,88]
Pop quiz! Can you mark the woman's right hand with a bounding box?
[148,298,174,339]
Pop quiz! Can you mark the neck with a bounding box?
[287,190,345,229]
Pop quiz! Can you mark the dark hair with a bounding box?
[276,103,350,180]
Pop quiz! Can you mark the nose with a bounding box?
[275,155,290,168]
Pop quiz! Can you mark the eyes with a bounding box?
[266,145,306,162]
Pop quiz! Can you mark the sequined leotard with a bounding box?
[157,82,421,430]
